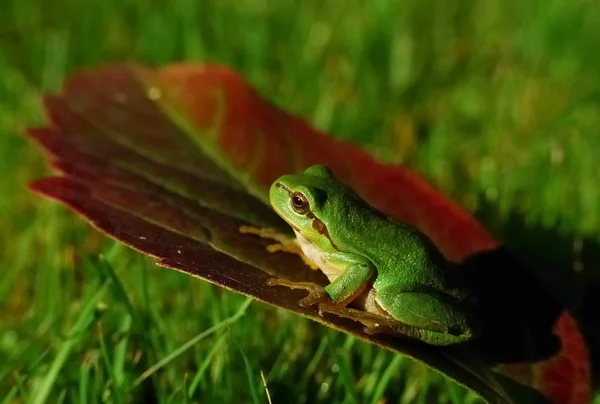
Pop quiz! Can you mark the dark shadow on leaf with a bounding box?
[476,200,600,388]
[458,247,562,364]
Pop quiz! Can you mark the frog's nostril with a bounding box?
[275,182,291,193]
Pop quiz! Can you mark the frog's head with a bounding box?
[269,165,340,251]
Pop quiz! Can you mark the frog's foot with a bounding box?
[240,226,319,270]
[266,244,319,270]
[267,278,331,307]
[317,304,423,340]
[239,226,290,244]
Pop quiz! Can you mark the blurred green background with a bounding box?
[1,0,599,402]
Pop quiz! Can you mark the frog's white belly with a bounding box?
[294,231,342,282]
[293,230,386,316]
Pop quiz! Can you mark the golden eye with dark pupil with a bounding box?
[290,192,309,214]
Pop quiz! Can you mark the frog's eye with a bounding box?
[290,192,310,214]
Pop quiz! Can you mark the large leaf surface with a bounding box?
[28,64,589,403]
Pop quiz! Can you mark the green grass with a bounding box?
[1,0,598,402]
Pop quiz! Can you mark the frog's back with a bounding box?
[374,219,451,287]
[331,194,457,291]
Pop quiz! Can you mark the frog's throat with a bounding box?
[273,182,339,252]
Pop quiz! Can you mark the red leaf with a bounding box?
[27,63,590,403]
[140,63,497,262]
[138,63,590,404]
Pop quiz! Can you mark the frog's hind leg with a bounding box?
[376,284,477,345]
[317,304,428,342]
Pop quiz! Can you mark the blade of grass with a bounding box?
[112,316,132,389]
[97,255,136,317]
[56,388,67,404]
[131,297,252,389]
[95,255,135,390]
[302,336,329,381]
[1,384,18,404]
[370,354,404,404]
[97,322,124,404]
[260,371,272,404]
[30,281,109,404]
[187,333,227,397]
[329,344,359,404]
[78,360,90,404]
[227,324,261,404]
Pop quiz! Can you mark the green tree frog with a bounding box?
[245,165,479,346]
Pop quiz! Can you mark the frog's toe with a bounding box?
[266,278,329,307]
[298,290,330,307]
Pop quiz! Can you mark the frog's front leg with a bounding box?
[268,251,374,309]
[239,226,319,270]
[314,253,420,338]
[323,252,376,304]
